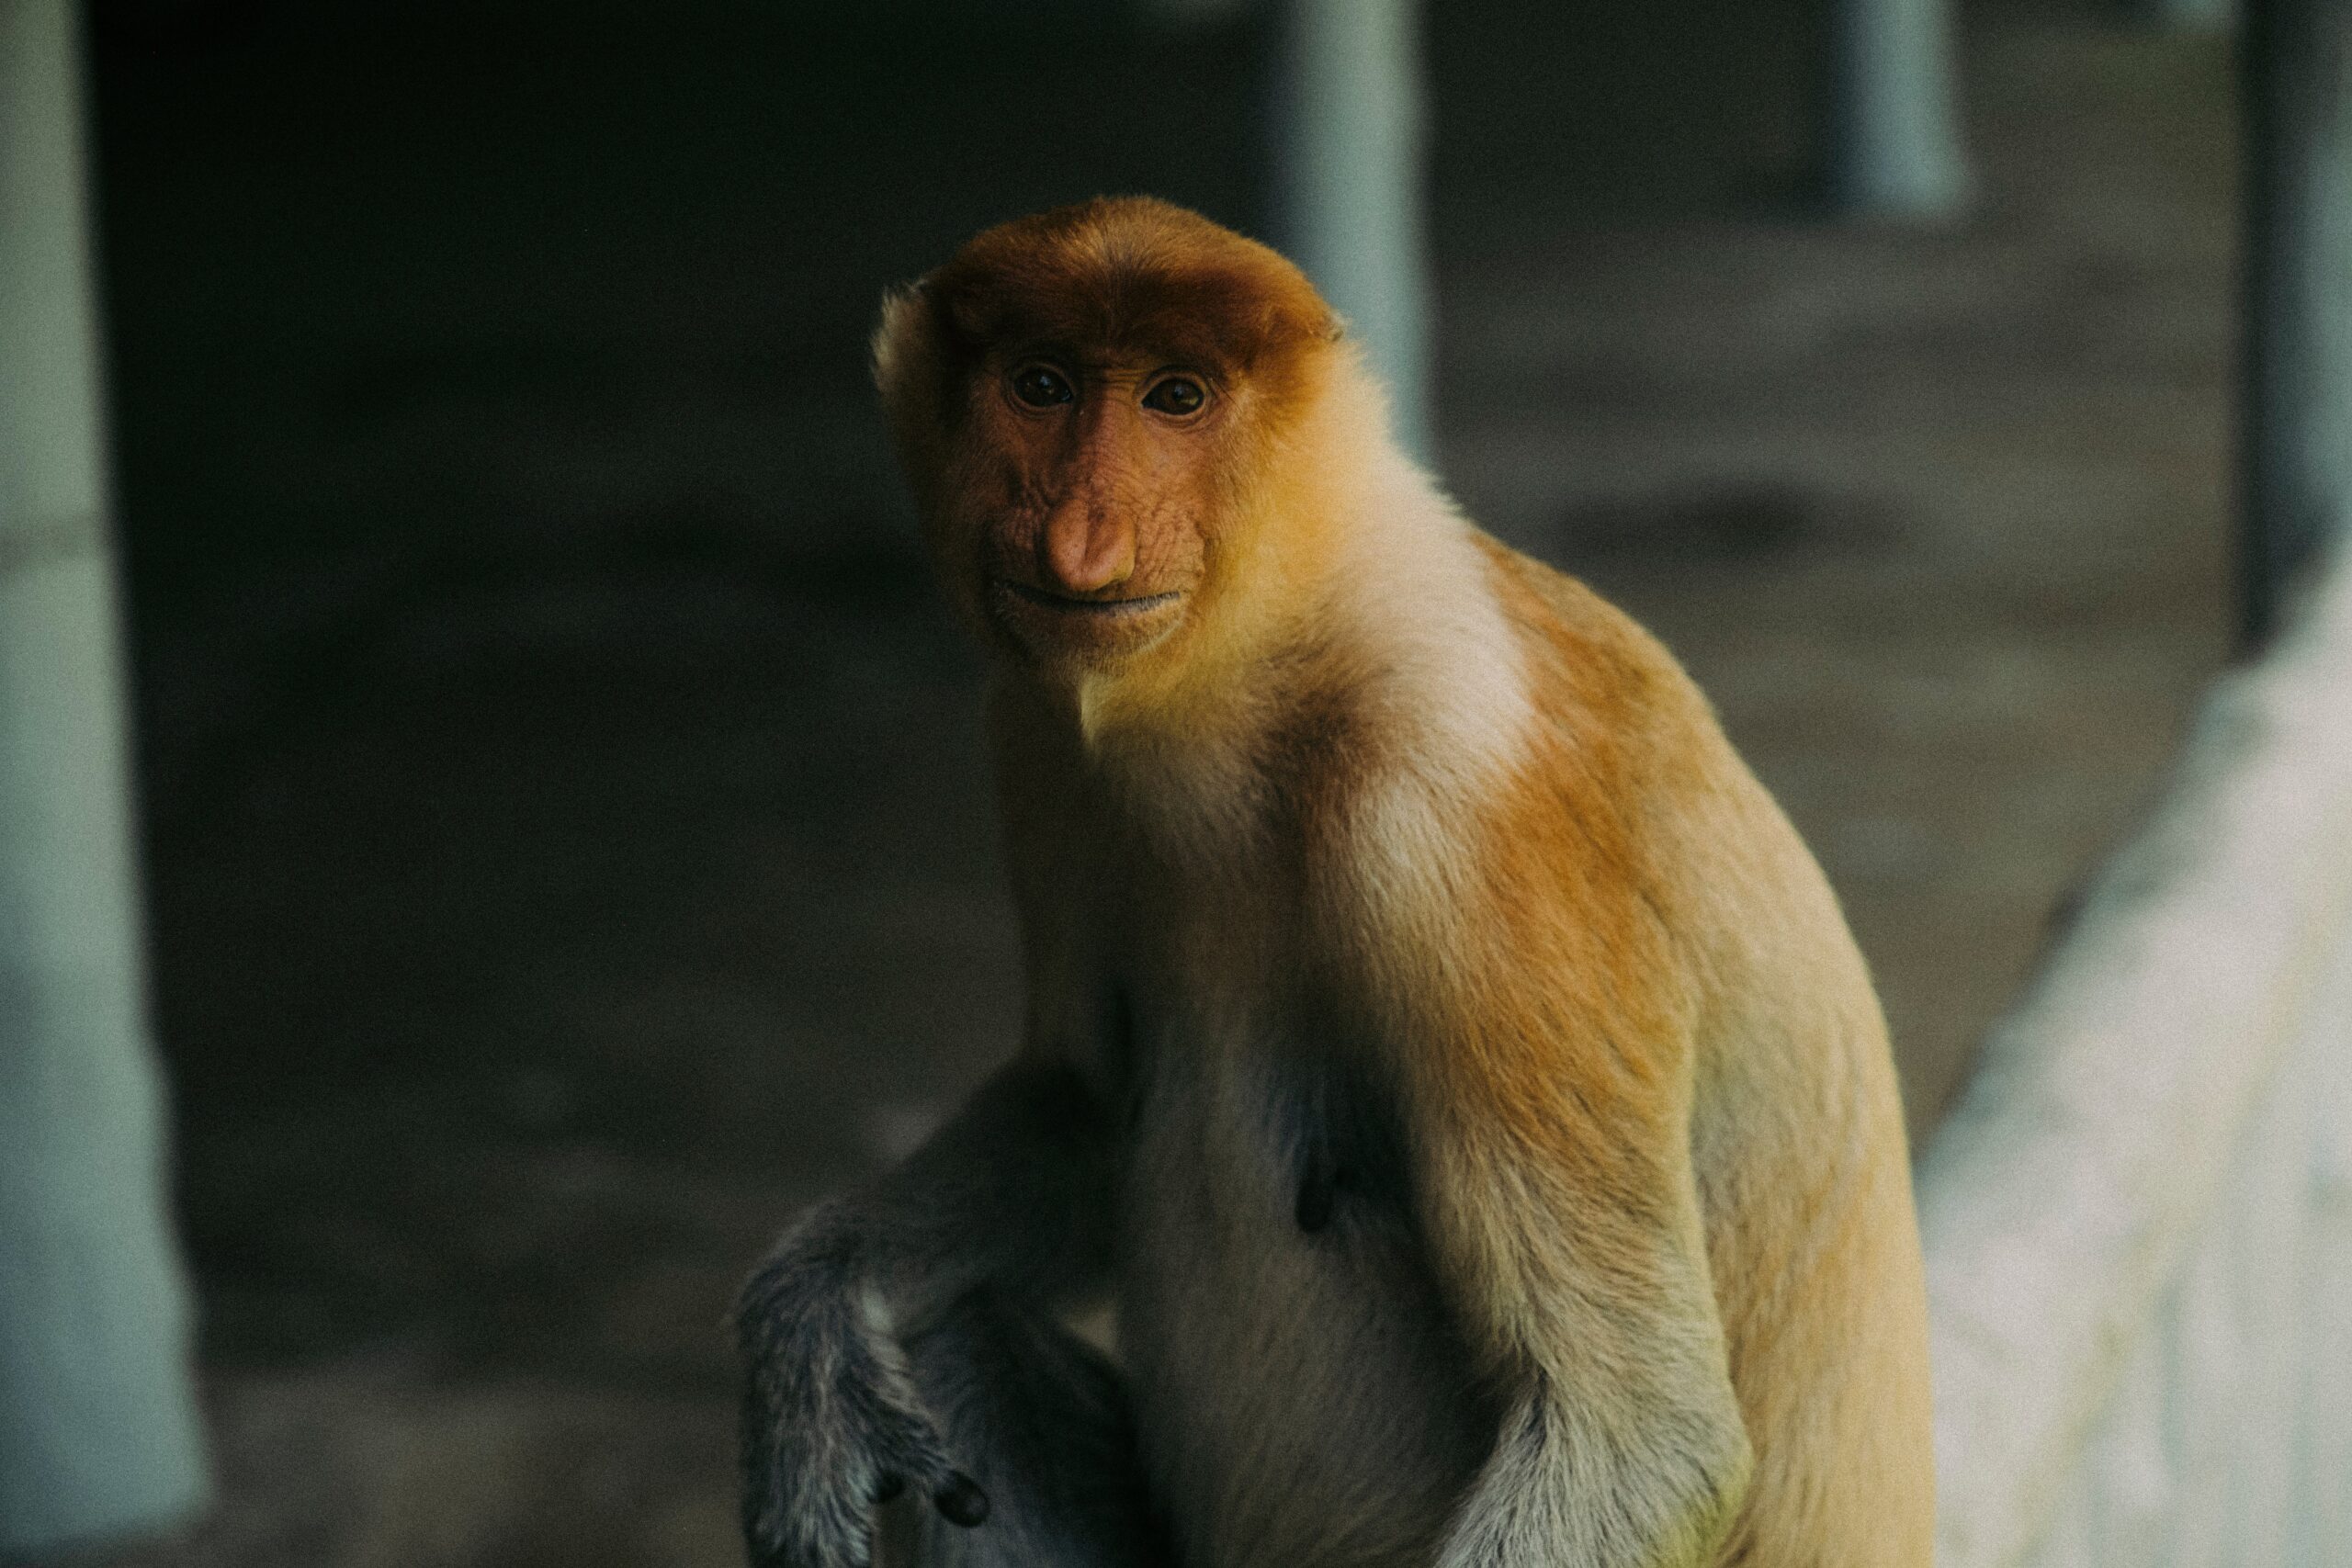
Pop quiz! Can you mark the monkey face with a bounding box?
[955,350,1224,671]
[875,197,1341,687]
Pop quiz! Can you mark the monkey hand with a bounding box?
[737,1210,990,1568]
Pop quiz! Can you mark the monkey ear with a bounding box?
[872,277,967,468]
[877,274,1000,370]
[872,279,942,395]
[936,282,991,344]
[1264,297,1346,354]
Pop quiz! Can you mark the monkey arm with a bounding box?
[1393,950,1754,1568]
[1411,1040,1752,1568]
[736,1055,1121,1567]
[829,1053,1120,1330]
[741,1049,1120,1349]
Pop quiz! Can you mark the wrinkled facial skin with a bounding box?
[949,349,1231,671]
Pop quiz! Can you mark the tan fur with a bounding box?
[875,197,1933,1568]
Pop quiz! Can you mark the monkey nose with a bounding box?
[1042,509,1136,596]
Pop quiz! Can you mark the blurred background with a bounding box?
[8,0,2247,1561]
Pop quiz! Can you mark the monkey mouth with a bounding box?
[996,581,1186,617]
[988,578,1191,666]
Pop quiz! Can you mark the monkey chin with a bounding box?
[985,578,1190,673]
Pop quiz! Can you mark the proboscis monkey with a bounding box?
[737,197,1934,1568]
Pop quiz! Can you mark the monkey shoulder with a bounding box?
[1468,534,1725,764]
[1302,532,1860,1091]
[1465,533,1826,915]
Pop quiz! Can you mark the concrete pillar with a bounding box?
[1824,0,1971,217]
[2238,0,2352,647]
[0,0,209,1553]
[1268,0,1432,457]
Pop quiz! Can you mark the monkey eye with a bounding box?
[1010,365,1076,408]
[1142,376,1207,416]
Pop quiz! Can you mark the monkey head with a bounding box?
[873,197,1348,696]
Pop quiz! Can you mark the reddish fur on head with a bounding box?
[874,197,1346,695]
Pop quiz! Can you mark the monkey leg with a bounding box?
[874,1289,1169,1568]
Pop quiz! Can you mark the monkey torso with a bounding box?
[1109,943,1497,1568]
[988,528,1935,1568]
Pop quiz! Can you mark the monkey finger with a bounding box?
[933,1472,990,1528]
[867,1397,961,1497]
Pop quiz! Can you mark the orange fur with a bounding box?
[876,197,1933,1568]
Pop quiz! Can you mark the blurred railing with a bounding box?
[1920,546,2352,1565]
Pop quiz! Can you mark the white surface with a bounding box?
[1920,550,2352,1567]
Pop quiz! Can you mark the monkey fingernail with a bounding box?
[871,1472,905,1504]
[933,1472,989,1528]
